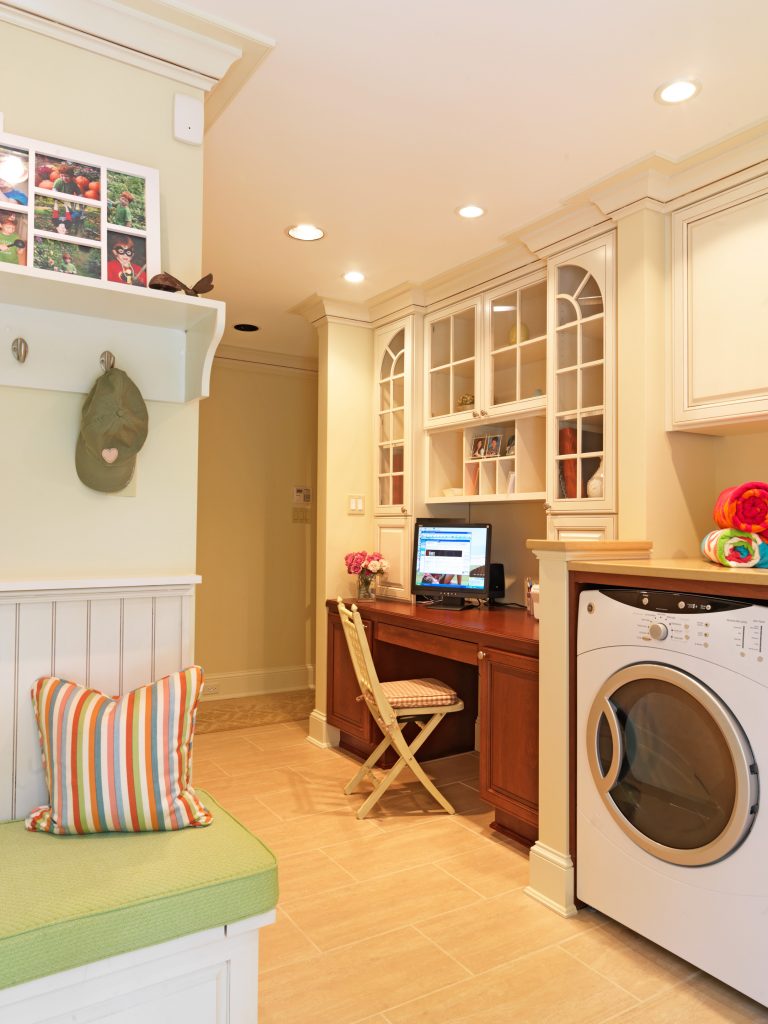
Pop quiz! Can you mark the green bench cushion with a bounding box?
[0,790,278,990]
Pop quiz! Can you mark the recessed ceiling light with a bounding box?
[655,79,700,104]
[492,305,516,312]
[457,205,485,219]
[234,323,259,332]
[287,223,325,241]
[343,270,365,283]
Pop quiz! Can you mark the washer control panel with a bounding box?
[578,588,768,673]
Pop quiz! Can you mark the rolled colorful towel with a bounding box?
[713,481,768,534]
[701,528,768,568]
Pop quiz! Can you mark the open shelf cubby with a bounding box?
[427,414,546,503]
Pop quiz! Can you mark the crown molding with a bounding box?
[366,283,426,324]
[589,129,768,217]
[0,0,273,103]
[290,294,372,329]
[215,343,317,374]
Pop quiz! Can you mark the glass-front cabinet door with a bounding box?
[547,233,615,514]
[423,299,480,427]
[485,274,547,416]
[375,320,412,514]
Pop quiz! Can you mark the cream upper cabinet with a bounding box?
[546,232,616,516]
[374,317,413,515]
[483,274,548,418]
[423,272,549,504]
[423,298,481,427]
[671,176,768,433]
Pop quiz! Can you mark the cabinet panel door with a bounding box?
[479,647,538,842]
[326,614,374,742]
[671,180,768,431]
[375,516,412,601]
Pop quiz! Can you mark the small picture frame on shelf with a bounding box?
[0,130,159,285]
[470,435,487,459]
[0,209,28,267]
[505,434,516,456]
[485,434,502,458]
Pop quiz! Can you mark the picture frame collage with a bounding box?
[470,433,515,459]
[0,131,159,287]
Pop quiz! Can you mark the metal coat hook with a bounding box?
[11,337,28,364]
[100,350,116,372]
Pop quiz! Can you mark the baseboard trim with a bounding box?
[200,665,313,700]
[307,709,340,748]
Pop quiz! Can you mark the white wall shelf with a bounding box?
[0,265,225,403]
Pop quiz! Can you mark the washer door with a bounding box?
[586,663,758,866]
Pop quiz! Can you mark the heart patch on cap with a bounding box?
[101,448,118,464]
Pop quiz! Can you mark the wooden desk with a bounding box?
[326,599,539,846]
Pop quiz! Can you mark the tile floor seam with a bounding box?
[555,943,645,1012]
[280,858,482,923]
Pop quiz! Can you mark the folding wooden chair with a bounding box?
[336,597,465,819]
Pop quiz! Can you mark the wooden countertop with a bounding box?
[328,598,539,657]
[568,557,768,588]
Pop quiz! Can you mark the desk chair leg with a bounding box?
[343,734,393,796]
[355,711,456,820]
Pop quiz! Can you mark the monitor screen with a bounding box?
[411,520,492,608]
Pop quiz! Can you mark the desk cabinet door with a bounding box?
[326,615,375,742]
[479,647,539,844]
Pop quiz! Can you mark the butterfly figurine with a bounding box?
[148,272,214,297]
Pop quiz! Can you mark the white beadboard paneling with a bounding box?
[121,598,154,692]
[88,599,122,695]
[15,602,54,820]
[0,604,17,821]
[0,580,198,821]
[53,600,89,684]
[153,596,184,680]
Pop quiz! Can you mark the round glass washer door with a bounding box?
[587,663,758,866]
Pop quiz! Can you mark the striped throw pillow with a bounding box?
[26,666,212,835]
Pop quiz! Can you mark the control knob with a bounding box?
[648,622,669,641]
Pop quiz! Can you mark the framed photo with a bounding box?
[504,434,516,456]
[485,434,502,458]
[0,131,159,287]
[470,435,487,459]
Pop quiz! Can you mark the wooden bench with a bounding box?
[0,790,278,1024]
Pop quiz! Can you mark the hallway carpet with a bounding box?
[196,689,315,734]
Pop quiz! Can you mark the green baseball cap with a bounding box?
[75,368,149,492]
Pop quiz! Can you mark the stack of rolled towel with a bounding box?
[701,481,768,568]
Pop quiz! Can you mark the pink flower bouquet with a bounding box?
[344,551,390,579]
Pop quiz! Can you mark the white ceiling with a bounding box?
[196,0,768,356]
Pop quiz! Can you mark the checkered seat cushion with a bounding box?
[380,677,459,708]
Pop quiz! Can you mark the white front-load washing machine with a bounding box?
[577,587,767,1005]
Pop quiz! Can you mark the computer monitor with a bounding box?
[411,519,492,609]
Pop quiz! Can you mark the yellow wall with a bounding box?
[616,210,718,554]
[0,23,204,577]
[196,357,317,695]
[312,321,374,739]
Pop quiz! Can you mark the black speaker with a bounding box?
[489,563,505,600]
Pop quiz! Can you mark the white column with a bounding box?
[525,541,650,916]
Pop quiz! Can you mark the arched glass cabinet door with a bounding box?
[546,234,615,519]
[586,663,758,866]
[376,325,409,514]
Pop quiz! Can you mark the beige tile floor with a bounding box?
[194,720,768,1024]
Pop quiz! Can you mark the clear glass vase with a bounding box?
[356,573,376,602]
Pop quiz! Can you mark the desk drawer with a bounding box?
[375,622,478,665]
